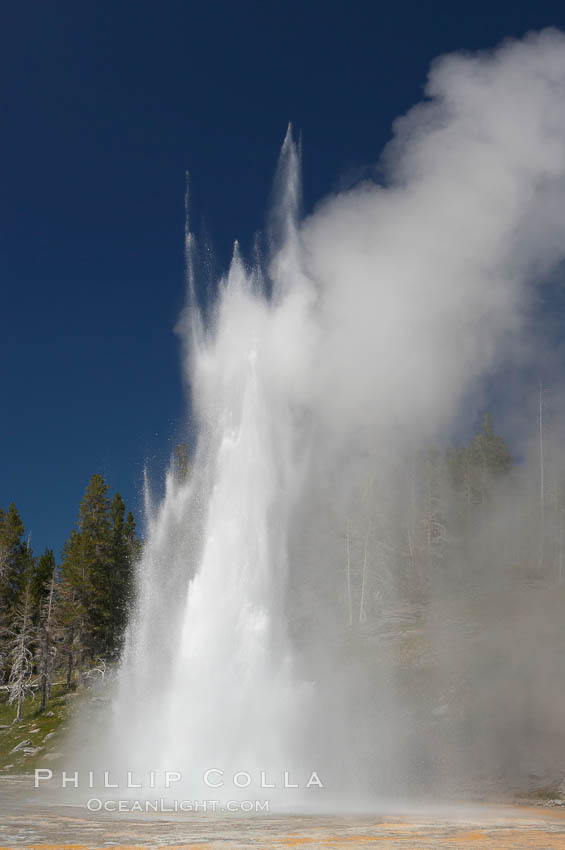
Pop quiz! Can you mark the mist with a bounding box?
[66,28,565,809]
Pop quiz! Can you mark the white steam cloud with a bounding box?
[304,29,565,441]
[67,30,565,809]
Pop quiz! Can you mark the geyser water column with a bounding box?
[81,31,565,809]
[161,263,313,796]
[104,131,316,803]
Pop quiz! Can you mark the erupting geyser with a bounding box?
[73,29,565,809]
[102,133,316,805]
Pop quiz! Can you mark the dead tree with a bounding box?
[7,586,35,722]
[37,572,58,711]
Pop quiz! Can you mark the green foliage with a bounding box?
[78,473,111,542]
[59,528,90,678]
[0,503,31,613]
[107,493,137,659]
[447,412,514,515]
[30,548,56,613]
[0,473,139,736]
[60,475,140,673]
[0,682,73,773]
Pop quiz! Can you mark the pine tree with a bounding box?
[60,475,139,674]
[418,448,449,578]
[124,510,140,603]
[31,548,56,613]
[124,511,140,561]
[447,414,513,528]
[472,412,513,498]
[108,493,127,658]
[79,474,111,541]
[62,474,111,661]
[107,499,139,658]
[80,475,112,658]
[0,537,8,583]
[59,529,90,687]
[0,504,28,611]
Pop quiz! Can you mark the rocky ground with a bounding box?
[1,776,565,849]
[0,683,75,778]
[3,595,565,846]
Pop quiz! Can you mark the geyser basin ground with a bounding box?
[2,778,565,848]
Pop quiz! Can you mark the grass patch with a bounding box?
[0,682,75,774]
[527,787,560,801]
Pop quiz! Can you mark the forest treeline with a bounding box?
[0,474,140,721]
[333,411,562,626]
[0,413,557,718]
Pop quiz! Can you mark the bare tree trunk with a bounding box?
[39,573,56,712]
[40,674,47,713]
[8,586,34,722]
[66,650,73,689]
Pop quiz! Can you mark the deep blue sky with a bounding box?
[3,0,565,559]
